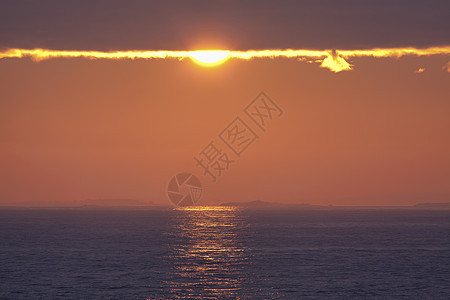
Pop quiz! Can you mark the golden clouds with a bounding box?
[415,68,425,73]
[0,48,190,61]
[1,46,450,73]
[320,49,352,72]
[445,61,450,72]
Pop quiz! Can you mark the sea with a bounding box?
[0,207,449,299]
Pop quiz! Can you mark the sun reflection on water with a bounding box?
[174,206,238,211]
[160,206,254,298]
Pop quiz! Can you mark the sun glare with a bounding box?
[189,50,230,66]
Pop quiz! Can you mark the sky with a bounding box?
[1,1,449,206]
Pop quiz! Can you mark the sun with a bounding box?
[189,50,230,66]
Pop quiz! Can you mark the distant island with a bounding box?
[1,199,450,210]
[219,200,450,210]
[80,198,151,207]
[0,198,154,208]
[412,202,450,210]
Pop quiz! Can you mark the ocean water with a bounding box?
[0,208,449,299]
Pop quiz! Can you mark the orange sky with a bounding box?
[1,54,449,206]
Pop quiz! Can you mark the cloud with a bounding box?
[1,1,450,51]
[445,61,450,72]
[1,46,450,73]
[320,50,352,73]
